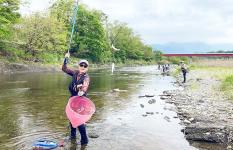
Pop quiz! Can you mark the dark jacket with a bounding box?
[62,58,90,96]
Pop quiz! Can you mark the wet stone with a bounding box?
[189,118,195,122]
[227,145,232,150]
[88,133,99,138]
[184,119,191,124]
[196,78,202,81]
[184,126,228,143]
[160,96,168,100]
[181,129,185,133]
[198,100,205,103]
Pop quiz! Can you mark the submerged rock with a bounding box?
[113,88,120,92]
[139,94,155,98]
[112,89,127,92]
[146,112,154,115]
[148,99,156,104]
[164,116,171,122]
[138,95,146,98]
[145,94,155,97]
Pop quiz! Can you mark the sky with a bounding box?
[19,0,233,45]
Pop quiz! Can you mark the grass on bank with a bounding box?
[189,60,233,100]
[170,58,233,97]
[221,75,233,100]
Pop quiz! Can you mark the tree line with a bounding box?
[0,0,164,64]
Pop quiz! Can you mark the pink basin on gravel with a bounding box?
[66,96,95,128]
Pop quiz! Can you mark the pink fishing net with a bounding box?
[66,96,95,128]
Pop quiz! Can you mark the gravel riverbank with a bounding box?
[162,70,233,149]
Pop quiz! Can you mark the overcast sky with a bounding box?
[19,0,233,45]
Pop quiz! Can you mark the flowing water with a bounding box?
[0,66,200,150]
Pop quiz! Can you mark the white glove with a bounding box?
[78,91,85,96]
[65,52,70,58]
[76,84,83,88]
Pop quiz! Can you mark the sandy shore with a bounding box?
[162,69,233,149]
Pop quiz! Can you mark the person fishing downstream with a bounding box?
[62,52,90,146]
[180,61,188,83]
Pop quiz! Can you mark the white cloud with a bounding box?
[19,0,52,15]
[82,0,233,44]
[20,0,233,45]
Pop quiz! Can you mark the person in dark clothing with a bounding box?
[180,61,187,83]
[162,65,165,73]
[62,53,90,146]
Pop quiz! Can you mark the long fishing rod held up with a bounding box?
[67,0,79,54]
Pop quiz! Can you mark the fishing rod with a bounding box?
[67,0,79,54]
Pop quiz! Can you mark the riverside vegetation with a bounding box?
[1,0,192,73]
[0,0,164,65]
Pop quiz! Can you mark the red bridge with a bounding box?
[162,54,233,57]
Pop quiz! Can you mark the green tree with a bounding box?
[143,45,153,61]
[0,0,20,39]
[154,50,163,62]
[49,0,73,26]
[18,13,67,59]
[50,1,111,63]
[167,57,181,64]
[73,6,110,62]
[108,21,154,62]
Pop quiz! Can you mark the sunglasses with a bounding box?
[79,64,88,68]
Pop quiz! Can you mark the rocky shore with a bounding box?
[161,70,233,149]
[0,61,60,74]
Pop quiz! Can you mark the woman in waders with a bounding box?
[62,53,90,146]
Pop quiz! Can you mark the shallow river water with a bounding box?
[0,66,198,150]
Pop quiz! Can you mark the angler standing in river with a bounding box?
[62,52,90,146]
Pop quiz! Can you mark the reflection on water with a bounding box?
[0,66,219,149]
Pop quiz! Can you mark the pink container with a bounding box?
[66,96,95,128]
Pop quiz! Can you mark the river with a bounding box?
[0,66,197,150]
